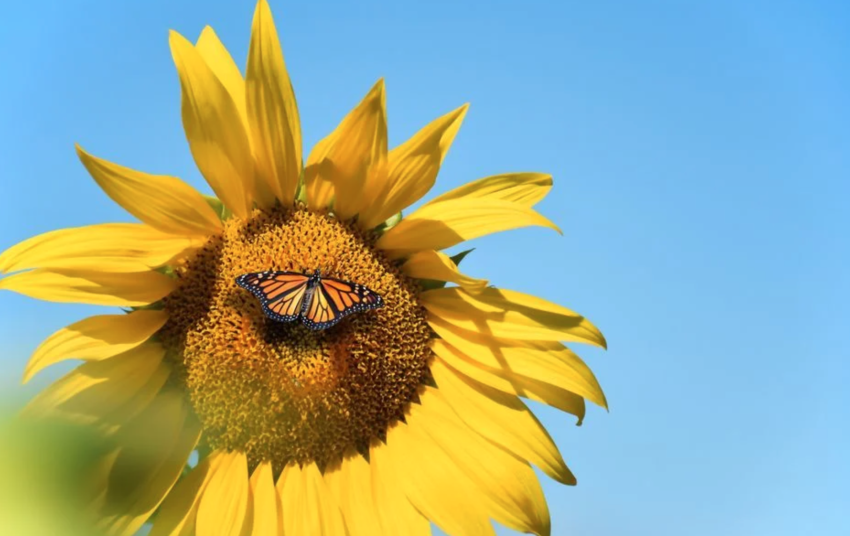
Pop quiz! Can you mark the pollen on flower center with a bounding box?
[160,206,432,471]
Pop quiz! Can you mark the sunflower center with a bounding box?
[160,206,431,471]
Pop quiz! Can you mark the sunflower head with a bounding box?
[0,1,607,535]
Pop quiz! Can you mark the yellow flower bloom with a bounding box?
[0,1,608,535]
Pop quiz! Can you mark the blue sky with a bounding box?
[1,1,848,535]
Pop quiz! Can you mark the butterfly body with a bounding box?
[236,269,383,330]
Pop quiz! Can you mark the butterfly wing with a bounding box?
[235,271,311,323]
[302,276,384,330]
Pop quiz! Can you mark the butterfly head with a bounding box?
[311,268,322,280]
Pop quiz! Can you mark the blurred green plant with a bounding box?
[0,408,110,536]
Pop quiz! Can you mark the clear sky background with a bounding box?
[1,1,848,535]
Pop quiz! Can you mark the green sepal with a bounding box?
[203,194,232,221]
[373,211,403,236]
[124,301,165,313]
[449,248,474,267]
[295,168,308,204]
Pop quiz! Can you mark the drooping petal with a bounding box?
[425,172,553,207]
[278,462,349,536]
[359,104,468,229]
[324,451,383,536]
[0,267,177,306]
[196,451,251,536]
[411,394,551,536]
[305,79,387,220]
[149,452,220,536]
[249,463,280,536]
[421,287,606,347]
[76,146,222,237]
[170,30,255,219]
[368,439,430,536]
[23,309,167,383]
[429,315,607,408]
[97,391,202,536]
[384,419,495,536]
[375,198,560,259]
[24,343,170,429]
[429,358,575,485]
[402,249,488,292]
[0,223,201,275]
[431,339,586,422]
[246,0,302,206]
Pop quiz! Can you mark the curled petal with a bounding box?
[402,249,488,292]
[375,198,560,259]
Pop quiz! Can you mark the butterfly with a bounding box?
[235,269,384,330]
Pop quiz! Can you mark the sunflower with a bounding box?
[0,1,608,535]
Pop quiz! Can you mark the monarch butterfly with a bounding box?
[235,269,384,330]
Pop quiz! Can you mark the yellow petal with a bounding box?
[385,419,495,536]
[170,30,254,220]
[410,395,551,536]
[304,159,336,211]
[425,172,553,207]
[431,339,586,422]
[249,462,279,536]
[0,267,177,306]
[359,104,468,229]
[0,223,201,275]
[368,439,430,536]
[197,451,251,536]
[429,315,607,408]
[375,198,560,259]
[246,0,302,206]
[421,287,606,347]
[149,452,221,536]
[97,391,202,536]
[196,26,277,209]
[324,451,382,536]
[319,80,387,220]
[402,249,488,292]
[23,309,167,383]
[76,146,222,237]
[196,26,248,133]
[24,343,169,428]
[429,358,575,485]
[278,462,349,536]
